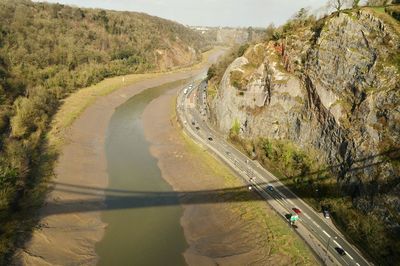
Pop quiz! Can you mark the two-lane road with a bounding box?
[177,79,371,266]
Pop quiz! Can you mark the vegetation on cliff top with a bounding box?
[211,3,400,265]
[0,0,209,262]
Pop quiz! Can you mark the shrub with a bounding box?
[230,118,241,136]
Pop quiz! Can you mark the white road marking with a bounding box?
[347,254,354,260]
[313,221,320,228]
[333,240,340,247]
[323,230,330,238]
[180,85,369,266]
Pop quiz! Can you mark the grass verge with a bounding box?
[177,129,316,265]
[48,46,222,149]
[0,47,222,263]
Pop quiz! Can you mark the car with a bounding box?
[195,126,200,130]
[266,185,274,191]
[323,210,330,219]
[334,247,346,256]
[208,136,213,141]
[191,121,195,125]
[292,208,301,214]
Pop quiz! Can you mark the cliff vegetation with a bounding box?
[210,4,400,264]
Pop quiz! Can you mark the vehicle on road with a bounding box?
[322,206,330,218]
[207,136,213,141]
[292,208,301,214]
[266,185,274,191]
[191,120,195,125]
[335,247,346,256]
[195,126,200,130]
[184,88,188,94]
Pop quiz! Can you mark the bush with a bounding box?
[0,0,209,262]
[230,118,241,137]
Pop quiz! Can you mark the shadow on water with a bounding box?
[40,145,400,216]
[94,79,202,266]
[40,180,341,216]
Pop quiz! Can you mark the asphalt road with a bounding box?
[177,78,372,266]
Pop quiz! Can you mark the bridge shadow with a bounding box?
[40,146,400,218]
[41,181,265,216]
[256,148,400,196]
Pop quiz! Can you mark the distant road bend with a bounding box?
[177,78,372,266]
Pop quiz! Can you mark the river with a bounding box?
[95,80,188,265]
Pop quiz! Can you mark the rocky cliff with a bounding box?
[210,7,400,264]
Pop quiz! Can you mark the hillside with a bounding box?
[209,6,400,265]
[0,0,209,261]
[190,26,266,46]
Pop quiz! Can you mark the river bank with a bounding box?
[16,49,225,265]
[142,89,317,265]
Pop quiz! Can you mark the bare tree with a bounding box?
[329,0,346,12]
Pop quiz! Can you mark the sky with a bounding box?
[33,0,332,28]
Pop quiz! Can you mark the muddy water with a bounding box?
[95,80,188,266]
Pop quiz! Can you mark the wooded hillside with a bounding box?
[0,0,209,261]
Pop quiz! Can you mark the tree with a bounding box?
[294,7,309,20]
[328,0,346,12]
[352,0,361,8]
[367,0,391,5]
[247,27,254,42]
[264,23,276,41]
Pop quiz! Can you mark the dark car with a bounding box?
[322,206,330,218]
[335,247,346,256]
[266,185,274,191]
[195,126,200,130]
[292,208,301,214]
[208,136,213,141]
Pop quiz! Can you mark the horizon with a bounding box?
[33,0,334,28]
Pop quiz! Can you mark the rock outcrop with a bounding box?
[210,8,400,263]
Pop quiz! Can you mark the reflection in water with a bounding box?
[95,81,187,266]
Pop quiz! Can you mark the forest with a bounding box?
[0,0,210,260]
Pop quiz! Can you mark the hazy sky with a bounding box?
[34,0,331,27]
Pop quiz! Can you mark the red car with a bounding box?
[292,208,302,214]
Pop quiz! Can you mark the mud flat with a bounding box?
[142,89,317,265]
[16,49,225,265]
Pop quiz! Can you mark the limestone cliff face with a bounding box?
[211,10,400,228]
[155,39,199,71]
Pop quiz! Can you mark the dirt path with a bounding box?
[15,51,223,265]
[142,89,316,265]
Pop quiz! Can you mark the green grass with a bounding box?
[48,47,221,150]
[180,132,316,265]
[371,6,386,14]
[364,6,400,35]
[229,135,400,265]
[0,47,221,264]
